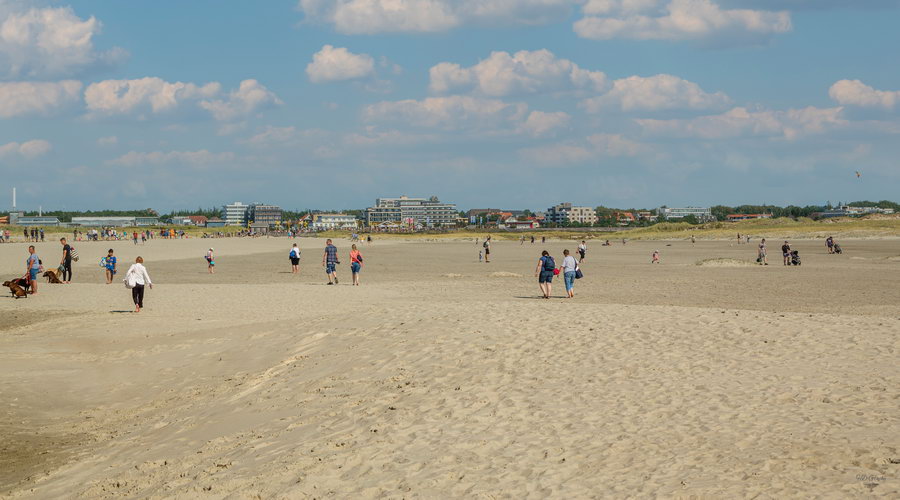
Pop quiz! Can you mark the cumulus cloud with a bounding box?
[97,135,117,146]
[581,74,730,112]
[84,77,220,116]
[199,79,282,121]
[518,110,571,136]
[829,79,900,110]
[0,139,51,159]
[637,106,845,140]
[574,0,792,44]
[307,45,376,83]
[84,78,280,121]
[363,95,528,129]
[0,5,125,78]
[109,150,236,167]
[0,80,82,118]
[429,49,606,96]
[298,0,575,34]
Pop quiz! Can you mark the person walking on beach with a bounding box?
[782,241,791,266]
[535,250,555,299]
[125,256,152,313]
[483,236,491,263]
[826,236,834,254]
[206,248,215,274]
[691,234,696,245]
[578,240,587,262]
[737,233,741,245]
[561,249,577,298]
[289,243,301,274]
[652,250,660,264]
[350,244,363,286]
[323,239,339,285]
[133,232,138,245]
[530,235,535,245]
[104,249,117,284]
[26,245,40,295]
[758,238,768,265]
[59,237,73,283]
[39,228,44,242]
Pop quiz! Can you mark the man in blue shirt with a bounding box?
[322,239,339,285]
[26,245,40,295]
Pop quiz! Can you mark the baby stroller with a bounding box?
[833,243,842,254]
[790,250,801,266]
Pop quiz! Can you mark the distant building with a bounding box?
[545,203,598,225]
[206,218,226,228]
[15,216,61,227]
[658,207,714,222]
[70,216,158,227]
[726,213,773,221]
[813,205,895,219]
[636,211,657,222]
[614,212,636,224]
[365,196,457,227]
[248,204,282,227]
[312,213,359,231]
[503,217,541,229]
[222,202,249,226]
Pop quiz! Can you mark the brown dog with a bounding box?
[43,269,62,284]
[3,280,28,299]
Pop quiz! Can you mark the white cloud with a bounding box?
[84,77,220,116]
[574,0,792,43]
[298,0,576,34]
[199,79,282,121]
[0,80,82,118]
[829,79,900,110]
[0,139,51,159]
[520,132,647,165]
[97,135,117,146]
[109,150,236,167]
[0,5,125,78]
[429,49,606,96]
[637,106,845,140]
[84,78,280,121]
[518,110,571,136]
[581,74,730,112]
[363,95,528,129]
[307,45,375,83]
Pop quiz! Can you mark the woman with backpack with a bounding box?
[534,250,556,299]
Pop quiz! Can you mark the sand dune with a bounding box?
[1,237,898,498]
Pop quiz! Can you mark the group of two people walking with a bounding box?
[535,247,582,299]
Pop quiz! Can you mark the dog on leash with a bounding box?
[43,269,62,284]
[3,279,28,298]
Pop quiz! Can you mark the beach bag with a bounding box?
[356,253,363,263]
[123,270,136,289]
[575,266,584,280]
[483,241,488,248]
[70,247,79,262]
[99,257,107,268]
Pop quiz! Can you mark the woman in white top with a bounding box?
[561,249,578,298]
[126,256,153,313]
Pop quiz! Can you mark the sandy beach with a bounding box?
[1,236,898,498]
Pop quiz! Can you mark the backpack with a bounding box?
[289,248,300,259]
[483,241,488,248]
[543,256,555,271]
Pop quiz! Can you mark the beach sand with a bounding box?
[1,236,898,498]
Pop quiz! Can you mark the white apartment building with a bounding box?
[545,203,598,225]
[365,196,457,227]
[222,202,249,226]
[658,206,714,222]
[312,213,359,230]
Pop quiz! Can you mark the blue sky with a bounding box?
[1,0,899,212]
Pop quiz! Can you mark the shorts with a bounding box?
[29,268,39,280]
[485,248,490,254]
[564,271,576,291]
[783,252,790,257]
[351,262,361,273]
[578,250,585,258]
[539,270,554,284]
[325,263,336,274]
[290,257,300,265]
